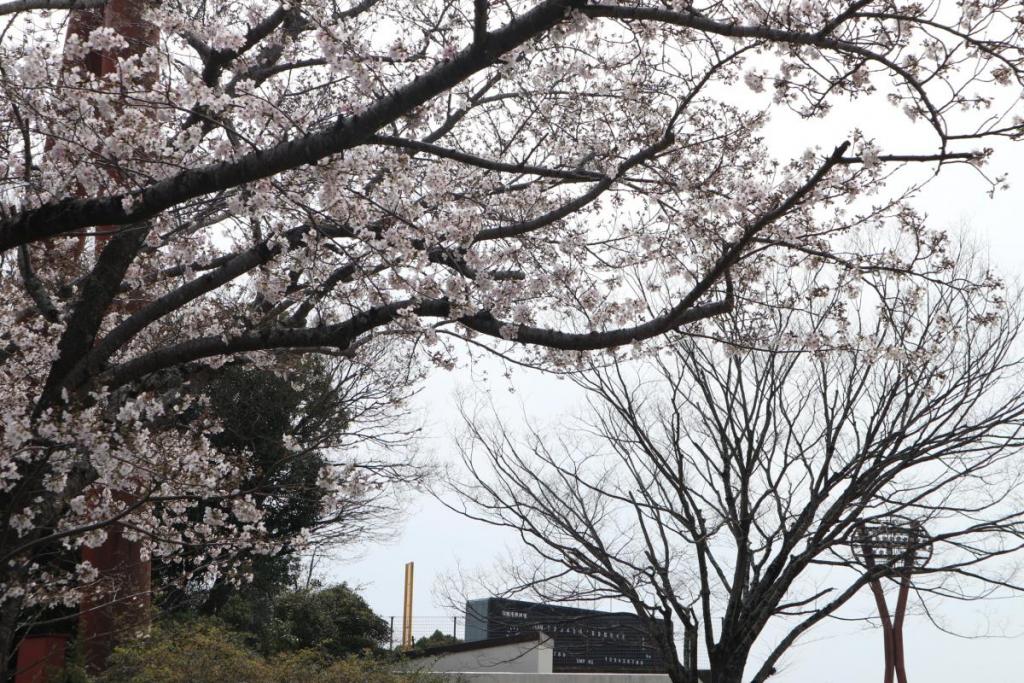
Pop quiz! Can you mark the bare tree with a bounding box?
[454,261,1024,683]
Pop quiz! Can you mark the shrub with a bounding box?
[268,584,390,657]
[94,619,437,683]
[96,620,270,683]
[413,630,460,649]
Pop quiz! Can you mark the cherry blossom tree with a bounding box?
[453,258,1024,683]
[0,0,1023,675]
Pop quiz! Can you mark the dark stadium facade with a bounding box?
[464,597,668,673]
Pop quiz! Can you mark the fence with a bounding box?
[383,615,465,650]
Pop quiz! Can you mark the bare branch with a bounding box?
[0,0,103,15]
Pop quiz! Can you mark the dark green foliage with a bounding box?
[203,362,334,544]
[267,583,390,657]
[92,583,395,681]
[413,630,460,649]
[204,582,390,658]
[95,618,437,683]
[155,360,345,615]
[143,357,416,668]
[141,357,418,666]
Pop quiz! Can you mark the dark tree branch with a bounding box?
[94,142,850,391]
[101,298,448,388]
[371,134,603,181]
[0,0,102,14]
[582,4,945,141]
[816,0,875,37]
[838,152,980,165]
[16,245,60,323]
[36,222,152,413]
[474,132,674,242]
[474,0,489,47]
[183,5,292,87]
[64,239,283,389]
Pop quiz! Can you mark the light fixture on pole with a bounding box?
[849,515,932,683]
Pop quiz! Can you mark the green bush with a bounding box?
[95,619,438,683]
[209,582,390,656]
[268,584,390,657]
[96,620,270,683]
[413,630,461,649]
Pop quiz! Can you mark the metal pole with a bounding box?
[390,616,394,650]
[868,578,896,683]
[453,616,458,639]
[853,519,929,683]
[892,573,912,683]
[402,562,414,650]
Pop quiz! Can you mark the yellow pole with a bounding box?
[402,562,414,650]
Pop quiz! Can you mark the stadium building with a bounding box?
[464,597,669,674]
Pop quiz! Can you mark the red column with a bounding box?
[69,0,157,672]
[868,578,896,683]
[79,495,153,672]
[891,576,911,683]
[13,635,68,683]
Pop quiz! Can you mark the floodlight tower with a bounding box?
[850,516,933,683]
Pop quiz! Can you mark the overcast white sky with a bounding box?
[330,96,1024,682]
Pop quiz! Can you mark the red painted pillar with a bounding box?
[868,578,895,683]
[892,577,911,683]
[79,497,153,673]
[66,1,158,672]
[95,0,160,249]
[13,635,67,683]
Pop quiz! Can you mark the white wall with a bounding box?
[439,675,672,683]
[402,635,554,674]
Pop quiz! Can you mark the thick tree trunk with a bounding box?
[0,594,23,682]
[712,663,747,683]
[666,660,700,683]
[709,646,749,683]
